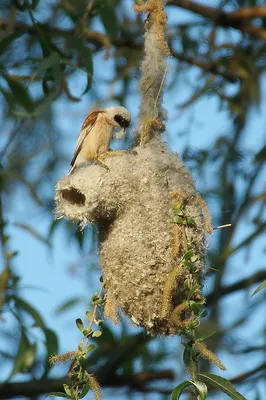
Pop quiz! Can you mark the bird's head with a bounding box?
[105,106,131,130]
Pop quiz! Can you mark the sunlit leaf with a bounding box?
[199,373,247,400]
[251,280,266,297]
[92,330,102,338]
[171,380,207,400]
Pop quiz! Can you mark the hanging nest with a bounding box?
[55,136,211,335]
[55,0,211,335]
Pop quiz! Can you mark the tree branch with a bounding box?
[206,269,266,305]
[0,20,239,83]
[0,369,175,398]
[229,6,266,22]
[168,0,266,41]
[230,362,266,384]
[171,50,239,83]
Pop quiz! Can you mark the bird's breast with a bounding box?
[83,121,113,157]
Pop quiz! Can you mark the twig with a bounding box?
[206,269,266,305]
[212,223,232,231]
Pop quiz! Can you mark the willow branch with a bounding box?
[0,369,174,399]
[206,269,266,305]
[168,0,266,41]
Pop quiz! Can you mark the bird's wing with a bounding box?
[70,110,104,167]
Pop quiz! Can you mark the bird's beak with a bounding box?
[115,127,126,140]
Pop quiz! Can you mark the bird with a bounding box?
[68,106,131,175]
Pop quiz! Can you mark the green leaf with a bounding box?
[171,380,208,400]
[82,328,93,337]
[183,345,193,368]
[46,392,71,398]
[55,297,82,315]
[183,249,194,260]
[93,298,105,305]
[12,296,46,329]
[60,33,93,94]
[99,5,119,38]
[4,74,35,113]
[86,311,94,320]
[77,356,87,368]
[199,373,247,400]
[43,328,59,378]
[189,301,200,315]
[0,29,27,56]
[197,330,216,342]
[8,331,37,379]
[76,318,84,332]
[31,52,61,79]
[13,222,51,247]
[251,280,266,297]
[80,383,91,398]
[85,344,96,354]
[92,330,102,338]
[63,384,72,396]
[173,207,184,216]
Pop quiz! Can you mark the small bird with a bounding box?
[68,106,131,175]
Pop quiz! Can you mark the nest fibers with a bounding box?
[55,137,210,335]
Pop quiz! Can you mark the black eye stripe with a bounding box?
[114,114,130,128]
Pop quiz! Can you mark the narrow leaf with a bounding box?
[12,296,46,329]
[80,383,91,398]
[251,280,266,297]
[43,328,59,377]
[13,222,51,247]
[55,297,82,315]
[171,380,207,400]
[8,331,36,379]
[31,52,61,79]
[60,33,93,94]
[99,6,119,38]
[199,373,247,400]
[4,74,35,112]
[0,29,27,56]
[46,393,71,398]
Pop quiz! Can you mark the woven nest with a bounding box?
[55,136,210,335]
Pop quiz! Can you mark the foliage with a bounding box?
[1,0,266,399]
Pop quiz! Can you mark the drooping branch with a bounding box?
[0,20,242,83]
[168,0,266,41]
[206,269,266,305]
[0,369,175,399]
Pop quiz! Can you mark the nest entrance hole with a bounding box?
[61,187,86,205]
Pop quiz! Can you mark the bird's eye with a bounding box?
[114,114,130,128]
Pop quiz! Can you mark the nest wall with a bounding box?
[55,137,208,335]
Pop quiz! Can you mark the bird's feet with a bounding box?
[100,149,137,160]
[94,158,110,171]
